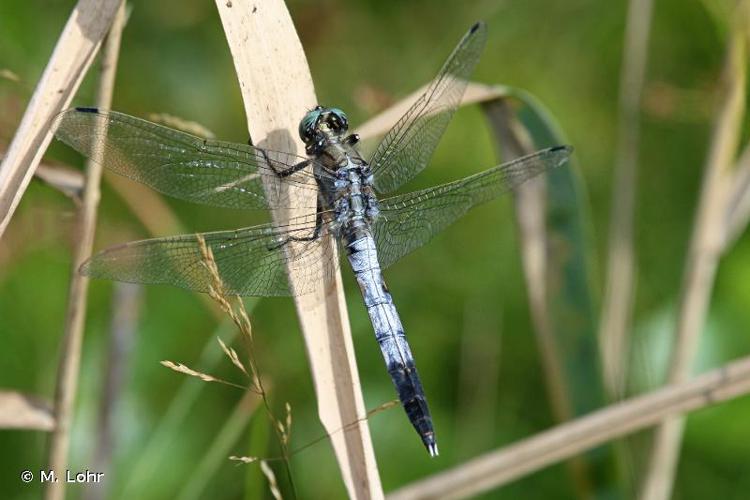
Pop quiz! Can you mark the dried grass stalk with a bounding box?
[639,7,748,499]
[45,5,126,500]
[213,1,382,498]
[387,354,750,500]
[356,82,507,140]
[723,142,750,246]
[0,0,122,239]
[599,0,654,399]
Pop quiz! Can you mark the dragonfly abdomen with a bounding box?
[345,234,438,457]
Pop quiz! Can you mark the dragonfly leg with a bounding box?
[257,148,311,178]
[344,133,360,146]
[275,159,311,178]
[266,208,324,251]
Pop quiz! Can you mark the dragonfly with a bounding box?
[54,21,571,457]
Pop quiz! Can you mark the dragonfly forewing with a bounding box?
[368,22,487,194]
[54,108,324,210]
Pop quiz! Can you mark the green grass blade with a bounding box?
[482,89,623,499]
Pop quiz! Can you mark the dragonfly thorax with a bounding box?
[329,164,379,239]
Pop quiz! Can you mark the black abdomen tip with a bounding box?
[423,433,439,457]
[75,106,99,113]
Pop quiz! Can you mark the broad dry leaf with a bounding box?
[0,391,54,431]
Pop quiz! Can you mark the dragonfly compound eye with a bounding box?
[326,108,349,134]
[299,108,323,144]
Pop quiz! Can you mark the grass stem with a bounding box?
[45,4,126,500]
[639,6,748,499]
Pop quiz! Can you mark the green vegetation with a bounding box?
[2,1,750,499]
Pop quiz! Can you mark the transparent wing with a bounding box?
[372,146,572,269]
[368,22,487,194]
[81,212,339,297]
[54,108,325,210]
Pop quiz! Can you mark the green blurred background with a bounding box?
[2,0,750,499]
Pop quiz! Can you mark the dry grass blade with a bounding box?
[356,82,507,140]
[147,113,215,138]
[34,162,85,200]
[0,390,54,431]
[639,6,748,499]
[104,173,184,238]
[599,0,654,399]
[45,5,126,500]
[387,355,750,500]
[213,1,382,498]
[0,0,122,240]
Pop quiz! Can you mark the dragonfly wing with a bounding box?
[54,108,323,210]
[81,212,339,297]
[372,146,572,269]
[368,22,487,194]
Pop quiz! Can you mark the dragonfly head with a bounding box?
[299,106,349,154]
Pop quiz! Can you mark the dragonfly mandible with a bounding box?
[54,21,571,457]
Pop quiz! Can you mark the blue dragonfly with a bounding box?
[54,21,571,457]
